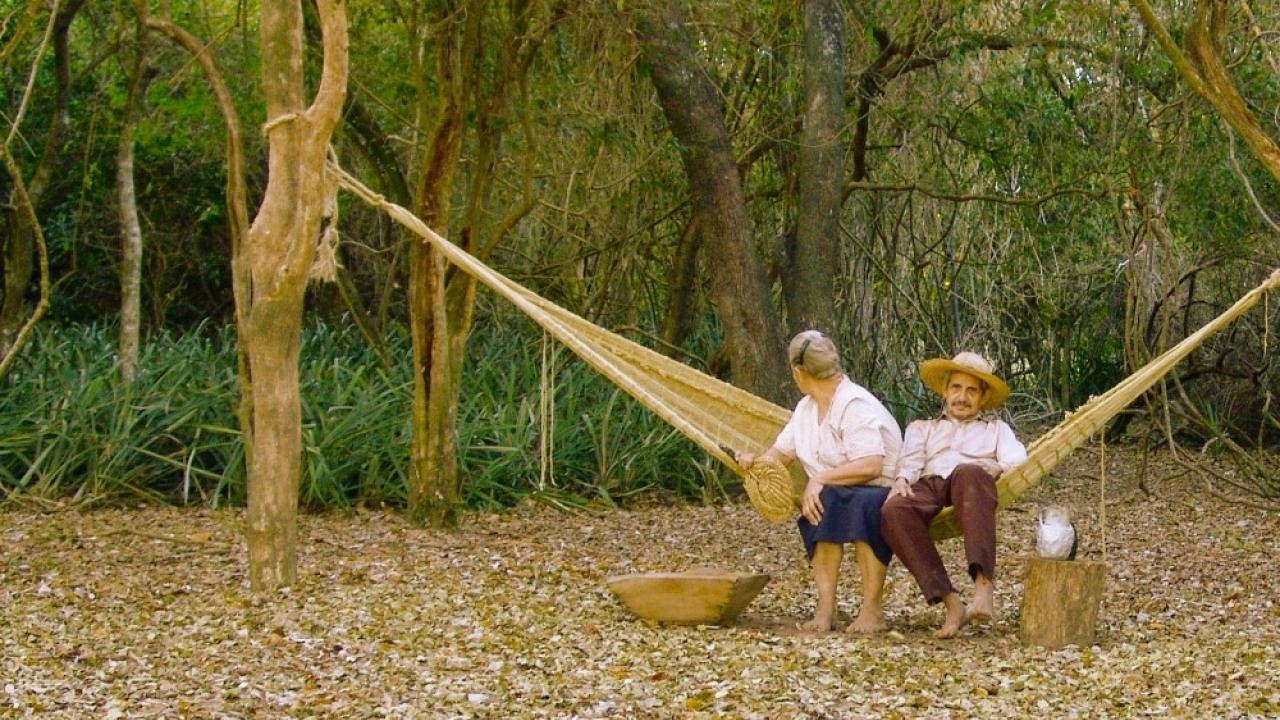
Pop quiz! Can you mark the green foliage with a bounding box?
[0,324,242,507]
[0,319,726,511]
[6,0,1280,512]
[456,313,735,510]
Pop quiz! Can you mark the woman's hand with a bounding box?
[801,477,825,525]
[735,451,757,470]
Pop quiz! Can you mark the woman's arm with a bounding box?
[799,453,884,524]
[736,446,794,470]
[812,454,884,487]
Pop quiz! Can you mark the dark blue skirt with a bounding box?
[798,484,893,566]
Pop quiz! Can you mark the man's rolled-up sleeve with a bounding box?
[995,422,1028,473]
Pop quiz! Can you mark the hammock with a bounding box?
[332,163,1280,540]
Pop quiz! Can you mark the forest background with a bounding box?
[2,0,1279,582]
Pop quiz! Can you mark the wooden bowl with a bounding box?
[605,570,771,625]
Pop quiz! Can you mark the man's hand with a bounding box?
[973,459,1003,478]
[735,451,757,470]
[801,477,825,525]
[887,477,914,500]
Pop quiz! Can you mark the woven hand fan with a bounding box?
[743,457,800,524]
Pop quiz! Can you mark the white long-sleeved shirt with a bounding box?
[893,414,1027,484]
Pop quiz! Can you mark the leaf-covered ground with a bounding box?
[4,447,1279,719]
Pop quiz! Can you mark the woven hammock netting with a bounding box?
[332,163,1280,540]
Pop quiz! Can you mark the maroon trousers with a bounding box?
[881,464,997,604]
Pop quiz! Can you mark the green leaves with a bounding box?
[1,319,728,512]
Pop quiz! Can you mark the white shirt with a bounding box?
[775,376,902,487]
[894,414,1027,484]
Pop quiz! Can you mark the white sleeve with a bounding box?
[995,421,1028,473]
[836,398,887,461]
[775,415,797,455]
[894,421,927,483]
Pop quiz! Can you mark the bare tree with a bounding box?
[116,14,151,384]
[138,0,348,588]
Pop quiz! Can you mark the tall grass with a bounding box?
[0,325,242,506]
[458,323,731,510]
[0,318,727,511]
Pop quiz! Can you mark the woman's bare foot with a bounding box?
[797,614,837,633]
[847,605,886,635]
[933,593,968,639]
[967,574,994,623]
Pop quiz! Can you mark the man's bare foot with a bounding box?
[967,574,995,623]
[797,614,837,633]
[933,593,968,639]
[847,606,886,635]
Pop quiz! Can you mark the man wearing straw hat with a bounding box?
[881,351,1027,639]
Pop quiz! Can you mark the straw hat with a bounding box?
[742,457,801,523]
[919,351,1010,410]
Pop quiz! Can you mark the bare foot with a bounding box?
[967,574,995,624]
[797,614,837,634]
[933,594,968,639]
[847,605,886,635]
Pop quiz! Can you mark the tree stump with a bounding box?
[1019,558,1107,649]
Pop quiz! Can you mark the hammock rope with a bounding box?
[331,164,789,462]
[331,161,1279,540]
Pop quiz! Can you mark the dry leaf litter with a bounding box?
[3,447,1278,719]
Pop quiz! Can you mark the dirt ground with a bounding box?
[3,446,1278,718]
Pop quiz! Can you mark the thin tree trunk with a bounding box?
[117,22,150,384]
[659,215,701,352]
[134,0,258,576]
[405,0,550,527]
[0,149,51,381]
[634,1,789,403]
[792,0,844,333]
[407,5,467,527]
[0,0,83,357]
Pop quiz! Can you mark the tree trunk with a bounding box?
[135,0,258,480]
[658,215,702,352]
[0,150,51,381]
[117,23,150,384]
[406,4,468,527]
[791,0,843,334]
[243,301,304,586]
[0,0,83,357]
[404,1,549,527]
[242,0,347,589]
[0,218,35,358]
[634,2,789,404]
